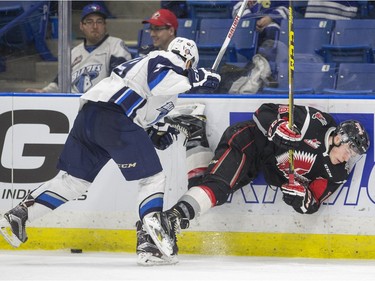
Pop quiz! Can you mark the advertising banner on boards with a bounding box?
[0,94,374,235]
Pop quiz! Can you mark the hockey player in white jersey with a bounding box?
[26,3,132,94]
[0,37,221,265]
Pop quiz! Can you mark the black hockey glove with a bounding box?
[268,119,302,149]
[188,68,221,90]
[280,181,318,214]
[147,122,179,150]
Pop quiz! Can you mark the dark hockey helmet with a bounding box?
[335,120,370,155]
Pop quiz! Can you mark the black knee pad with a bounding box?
[201,175,232,206]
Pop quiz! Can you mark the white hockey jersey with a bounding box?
[81,50,192,128]
[43,35,132,93]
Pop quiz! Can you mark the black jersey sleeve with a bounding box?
[253,103,308,136]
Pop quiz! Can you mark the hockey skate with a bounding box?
[165,103,209,148]
[0,205,28,247]
[142,211,180,258]
[142,210,188,259]
[136,221,178,266]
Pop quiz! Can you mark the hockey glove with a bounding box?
[268,119,302,149]
[147,123,179,150]
[280,181,316,214]
[188,68,221,90]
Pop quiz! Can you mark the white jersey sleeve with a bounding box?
[81,50,192,128]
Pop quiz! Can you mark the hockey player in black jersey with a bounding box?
[143,103,370,258]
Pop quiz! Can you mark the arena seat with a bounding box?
[177,18,199,41]
[317,19,375,63]
[186,1,233,19]
[197,18,258,67]
[322,63,375,94]
[278,19,334,63]
[262,62,337,94]
[0,4,31,51]
[0,1,56,61]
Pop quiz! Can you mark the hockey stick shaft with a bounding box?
[288,1,295,184]
[212,0,249,71]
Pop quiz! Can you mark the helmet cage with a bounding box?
[336,120,370,156]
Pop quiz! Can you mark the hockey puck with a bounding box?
[70,249,83,254]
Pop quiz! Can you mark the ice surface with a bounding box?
[1,250,375,281]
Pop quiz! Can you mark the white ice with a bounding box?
[1,250,375,281]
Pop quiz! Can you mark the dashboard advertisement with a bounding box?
[0,94,374,236]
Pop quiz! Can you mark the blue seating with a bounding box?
[262,62,337,94]
[187,1,233,19]
[0,1,56,61]
[318,19,375,63]
[278,19,334,63]
[177,18,199,41]
[137,28,152,49]
[0,4,31,51]
[197,18,258,67]
[322,63,375,94]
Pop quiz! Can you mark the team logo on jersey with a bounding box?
[312,112,328,126]
[304,138,321,149]
[72,55,83,68]
[150,102,175,125]
[72,64,102,93]
[278,105,289,114]
[276,151,316,179]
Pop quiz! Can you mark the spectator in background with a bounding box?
[161,1,188,18]
[26,3,131,94]
[304,1,360,19]
[232,0,289,47]
[138,8,178,56]
[227,1,288,92]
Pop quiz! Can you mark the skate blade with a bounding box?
[143,216,173,257]
[0,218,22,248]
[137,252,178,266]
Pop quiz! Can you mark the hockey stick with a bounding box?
[288,1,295,185]
[211,0,249,71]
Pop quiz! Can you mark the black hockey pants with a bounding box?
[200,120,265,205]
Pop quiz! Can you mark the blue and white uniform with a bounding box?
[54,50,192,220]
[43,35,132,93]
[8,39,219,234]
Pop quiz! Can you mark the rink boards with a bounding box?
[0,93,374,259]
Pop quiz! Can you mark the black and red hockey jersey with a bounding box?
[253,103,350,208]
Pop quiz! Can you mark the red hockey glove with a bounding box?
[268,119,302,149]
[280,181,316,214]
